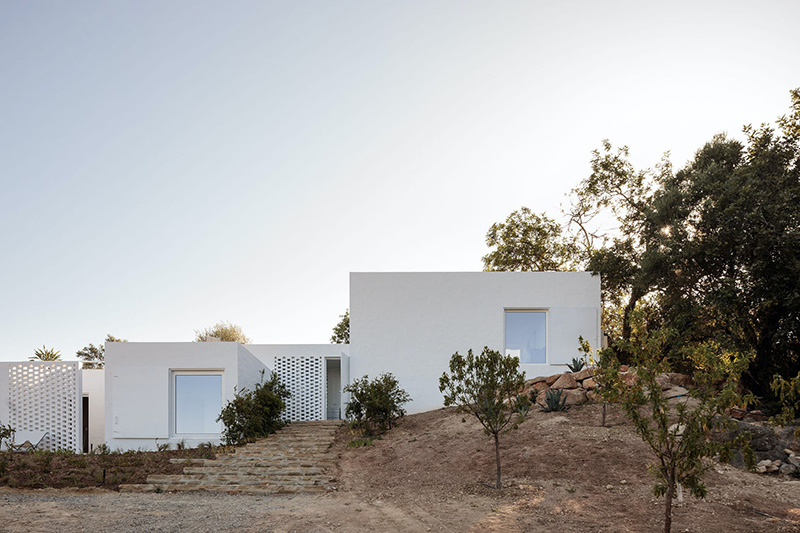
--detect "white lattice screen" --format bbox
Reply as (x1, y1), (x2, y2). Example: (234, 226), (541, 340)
(8, 362), (81, 452)
(274, 356), (324, 421)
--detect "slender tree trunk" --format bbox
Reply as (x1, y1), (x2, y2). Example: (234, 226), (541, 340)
(664, 473), (674, 533)
(494, 433), (501, 489)
(602, 401), (607, 427)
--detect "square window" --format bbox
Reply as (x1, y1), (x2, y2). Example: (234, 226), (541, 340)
(174, 373), (222, 434)
(505, 310), (546, 364)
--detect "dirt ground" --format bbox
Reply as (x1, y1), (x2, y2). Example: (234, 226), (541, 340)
(1, 404), (799, 532)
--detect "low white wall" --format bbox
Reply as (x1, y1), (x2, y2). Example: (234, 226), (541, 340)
(105, 342), (267, 451)
(81, 369), (105, 452)
(350, 272), (601, 414)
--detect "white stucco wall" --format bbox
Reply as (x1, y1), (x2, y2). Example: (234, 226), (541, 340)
(81, 369), (105, 452)
(105, 342), (267, 451)
(350, 272), (601, 414)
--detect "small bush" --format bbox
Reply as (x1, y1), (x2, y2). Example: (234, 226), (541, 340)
(344, 373), (411, 436)
(347, 437), (373, 448)
(0, 421), (15, 450)
(156, 442), (170, 452)
(217, 370), (291, 446)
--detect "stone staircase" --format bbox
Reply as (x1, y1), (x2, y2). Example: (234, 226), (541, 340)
(121, 420), (342, 494)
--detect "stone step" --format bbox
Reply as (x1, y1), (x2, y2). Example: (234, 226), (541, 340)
(122, 421), (341, 495)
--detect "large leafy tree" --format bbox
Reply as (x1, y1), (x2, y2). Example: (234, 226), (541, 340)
(194, 321), (251, 344)
(76, 334), (127, 369)
(330, 309), (350, 344)
(483, 207), (577, 271)
(644, 90), (800, 398)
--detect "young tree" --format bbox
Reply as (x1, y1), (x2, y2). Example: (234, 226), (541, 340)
(439, 347), (530, 489)
(331, 309), (350, 344)
(194, 321), (251, 343)
(76, 334), (127, 369)
(217, 371), (290, 446)
(483, 207), (578, 272)
(30, 345), (61, 361)
(596, 320), (755, 533)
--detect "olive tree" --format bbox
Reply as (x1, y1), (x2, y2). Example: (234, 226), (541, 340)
(439, 347), (530, 489)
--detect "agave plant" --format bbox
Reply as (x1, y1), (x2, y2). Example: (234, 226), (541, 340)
(566, 357), (585, 373)
(30, 345), (62, 361)
(541, 388), (568, 412)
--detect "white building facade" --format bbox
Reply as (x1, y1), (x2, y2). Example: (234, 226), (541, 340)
(1, 272), (601, 451)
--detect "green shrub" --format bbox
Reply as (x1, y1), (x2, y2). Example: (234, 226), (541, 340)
(347, 437), (373, 448)
(344, 373), (411, 436)
(217, 370), (291, 446)
(0, 421), (15, 450)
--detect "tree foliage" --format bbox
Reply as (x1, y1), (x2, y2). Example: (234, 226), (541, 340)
(194, 321), (251, 344)
(30, 345), (61, 361)
(216, 371), (290, 446)
(76, 334), (127, 369)
(439, 347), (530, 489)
(595, 318), (755, 533)
(344, 373), (411, 436)
(331, 309), (350, 344)
(483, 207), (577, 272)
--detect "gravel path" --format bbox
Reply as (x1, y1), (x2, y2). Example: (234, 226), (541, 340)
(0, 489), (331, 532)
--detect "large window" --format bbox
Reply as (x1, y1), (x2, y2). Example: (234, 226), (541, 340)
(174, 373), (223, 434)
(505, 310), (546, 364)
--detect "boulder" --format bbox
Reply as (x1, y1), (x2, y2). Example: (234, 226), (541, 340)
(780, 463), (797, 475)
(533, 381), (549, 393)
(545, 373), (563, 386)
(621, 372), (638, 387)
(572, 367), (595, 381)
(587, 390), (602, 403)
(666, 372), (693, 387)
(727, 407), (748, 420)
(744, 410), (769, 422)
(551, 373), (579, 390)
(563, 389), (588, 405)
(656, 374), (672, 391)
(582, 377), (598, 390)
(662, 386), (688, 399)
(529, 375), (548, 385)
(789, 456), (800, 467)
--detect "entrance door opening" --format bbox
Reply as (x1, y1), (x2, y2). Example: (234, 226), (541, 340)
(325, 358), (341, 420)
(82, 396), (89, 453)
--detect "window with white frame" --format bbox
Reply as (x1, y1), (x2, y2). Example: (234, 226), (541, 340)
(173, 372), (223, 434)
(505, 310), (547, 364)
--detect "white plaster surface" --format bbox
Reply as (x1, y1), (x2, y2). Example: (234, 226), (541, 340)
(105, 342), (267, 451)
(349, 272), (601, 414)
(81, 369), (105, 452)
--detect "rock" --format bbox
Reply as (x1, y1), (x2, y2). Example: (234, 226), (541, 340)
(572, 367), (594, 381)
(656, 374), (672, 391)
(545, 374), (563, 386)
(533, 381), (549, 393)
(666, 372), (693, 387)
(757, 459), (773, 467)
(789, 456), (800, 467)
(619, 365), (628, 372)
(727, 407), (748, 420)
(784, 448), (795, 456)
(756, 465), (767, 473)
(662, 386), (688, 399)
(621, 372), (637, 387)
(745, 410), (769, 422)
(551, 373), (579, 390)
(587, 390), (602, 403)
(530, 375), (548, 385)
(766, 464), (780, 473)
(780, 463), (797, 475)
(669, 423), (686, 437)
(563, 389), (588, 405)
(583, 377), (598, 390)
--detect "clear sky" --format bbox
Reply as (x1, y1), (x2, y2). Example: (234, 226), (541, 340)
(1, 0), (799, 362)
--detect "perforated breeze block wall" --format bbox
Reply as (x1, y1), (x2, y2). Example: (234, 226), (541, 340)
(8, 362), (81, 452)
(274, 356), (324, 421)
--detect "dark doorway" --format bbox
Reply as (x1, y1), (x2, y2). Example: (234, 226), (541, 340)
(82, 396), (89, 453)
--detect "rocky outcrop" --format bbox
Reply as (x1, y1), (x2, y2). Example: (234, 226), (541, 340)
(523, 367), (692, 408)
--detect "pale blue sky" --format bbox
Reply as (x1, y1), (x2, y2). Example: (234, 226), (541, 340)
(1, 1), (798, 361)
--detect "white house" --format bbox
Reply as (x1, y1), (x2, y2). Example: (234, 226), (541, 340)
(1, 271), (601, 451)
